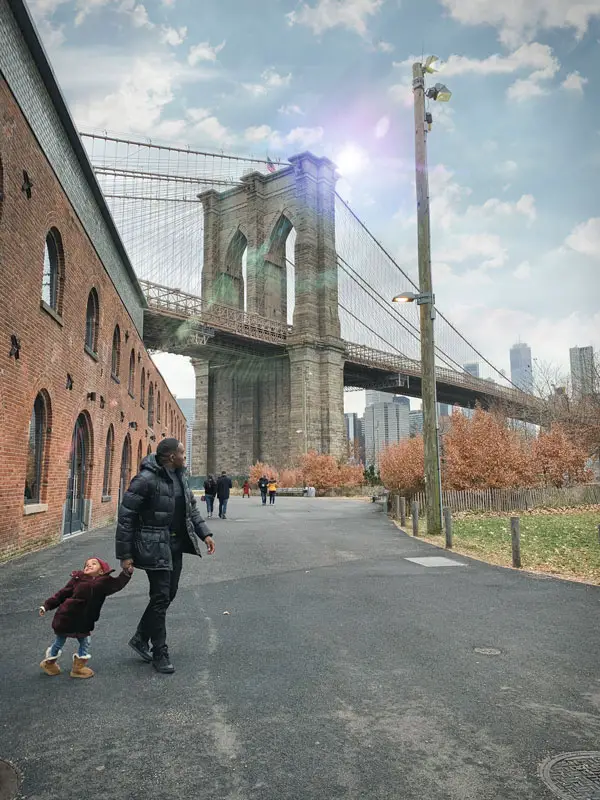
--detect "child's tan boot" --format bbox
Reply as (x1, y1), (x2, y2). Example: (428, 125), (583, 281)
(40, 648), (61, 676)
(70, 654), (94, 679)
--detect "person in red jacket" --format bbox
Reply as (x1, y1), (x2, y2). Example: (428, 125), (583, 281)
(39, 556), (132, 679)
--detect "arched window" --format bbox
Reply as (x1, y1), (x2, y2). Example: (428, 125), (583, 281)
(102, 425), (114, 497)
(147, 444), (152, 456)
(140, 369), (146, 408)
(119, 434), (132, 505)
(157, 390), (161, 423)
(24, 392), (50, 504)
(41, 228), (63, 313)
(148, 382), (155, 427)
(85, 289), (99, 354)
(265, 214), (294, 323)
(217, 228), (247, 309)
(128, 349), (135, 395)
(111, 325), (121, 379)
(137, 439), (143, 469)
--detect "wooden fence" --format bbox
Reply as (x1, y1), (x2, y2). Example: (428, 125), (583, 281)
(404, 484), (600, 515)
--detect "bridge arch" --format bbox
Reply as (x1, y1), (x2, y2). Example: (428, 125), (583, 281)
(214, 228), (247, 310)
(263, 213), (295, 324)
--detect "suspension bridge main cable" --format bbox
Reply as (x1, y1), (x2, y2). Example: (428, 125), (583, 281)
(335, 192), (521, 389)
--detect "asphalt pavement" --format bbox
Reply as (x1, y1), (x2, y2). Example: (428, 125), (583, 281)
(1, 496), (599, 800)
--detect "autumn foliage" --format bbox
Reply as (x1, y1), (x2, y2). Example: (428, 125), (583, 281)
(248, 462), (279, 485)
(532, 426), (593, 487)
(379, 437), (425, 494)
(379, 408), (592, 493)
(279, 468), (303, 488)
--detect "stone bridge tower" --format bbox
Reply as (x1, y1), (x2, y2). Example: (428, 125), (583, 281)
(191, 152), (345, 476)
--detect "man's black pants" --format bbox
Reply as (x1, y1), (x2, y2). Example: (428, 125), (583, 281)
(137, 549), (183, 653)
(260, 489), (267, 505)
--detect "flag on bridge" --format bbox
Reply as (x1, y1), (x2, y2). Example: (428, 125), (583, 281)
(266, 157), (276, 174)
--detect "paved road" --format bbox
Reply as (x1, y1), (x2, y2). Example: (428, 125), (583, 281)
(1, 497), (599, 799)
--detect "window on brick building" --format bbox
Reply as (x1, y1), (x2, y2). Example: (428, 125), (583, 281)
(24, 392), (49, 504)
(111, 325), (121, 379)
(148, 382), (155, 427)
(0, 157), (4, 223)
(137, 439), (143, 470)
(147, 444), (152, 456)
(42, 228), (63, 313)
(102, 425), (114, 497)
(85, 289), (99, 354)
(157, 390), (161, 423)
(140, 368), (146, 408)
(128, 349), (135, 395)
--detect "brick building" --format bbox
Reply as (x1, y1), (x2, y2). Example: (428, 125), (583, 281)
(0, 0), (185, 560)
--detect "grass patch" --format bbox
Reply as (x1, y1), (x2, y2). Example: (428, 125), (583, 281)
(411, 509), (600, 584)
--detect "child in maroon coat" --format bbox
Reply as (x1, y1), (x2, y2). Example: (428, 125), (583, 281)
(39, 556), (132, 679)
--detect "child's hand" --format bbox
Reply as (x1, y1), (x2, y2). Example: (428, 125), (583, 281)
(38, 606), (46, 617)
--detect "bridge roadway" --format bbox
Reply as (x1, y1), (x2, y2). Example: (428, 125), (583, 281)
(140, 280), (541, 424)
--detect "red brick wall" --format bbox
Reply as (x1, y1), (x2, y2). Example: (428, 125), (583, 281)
(0, 77), (186, 560)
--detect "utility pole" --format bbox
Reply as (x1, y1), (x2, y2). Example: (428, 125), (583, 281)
(412, 61), (443, 535)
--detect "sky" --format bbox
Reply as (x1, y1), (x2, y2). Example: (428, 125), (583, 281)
(26, 0), (600, 413)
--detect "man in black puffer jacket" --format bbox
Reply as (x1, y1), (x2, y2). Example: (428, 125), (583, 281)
(115, 438), (215, 674)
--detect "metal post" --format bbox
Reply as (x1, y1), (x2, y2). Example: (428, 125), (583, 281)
(393, 494), (401, 519)
(412, 501), (419, 537)
(400, 496), (406, 527)
(443, 507), (452, 550)
(510, 517), (521, 568)
(413, 61), (442, 535)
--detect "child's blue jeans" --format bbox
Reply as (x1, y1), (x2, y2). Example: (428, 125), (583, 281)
(50, 635), (90, 658)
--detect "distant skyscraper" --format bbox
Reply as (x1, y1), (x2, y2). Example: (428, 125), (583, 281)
(364, 399), (410, 466)
(463, 362), (480, 379)
(365, 390), (391, 406)
(409, 410), (423, 437)
(570, 346), (595, 397)
(344, 413), (365, 462)
(510, 343), (533, 393)
(176, 398), (195, 471)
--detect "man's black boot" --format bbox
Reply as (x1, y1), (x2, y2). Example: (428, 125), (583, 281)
(129, 632), (152, 663)
(153, 646), (175, 674)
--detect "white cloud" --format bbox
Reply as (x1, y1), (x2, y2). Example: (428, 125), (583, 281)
(506, 77), (549, 101)
(242, 69), (292, 97)
(71, 0), (155, 27)
(439, 0), (600, 46)
(388, 79), (413, 108)
(244, 124), (323, 151)
(466, 194), (537, 225)
(438, 233), (508, 269)
(565, 218), (600, 259)
(429, 164), (472, 230)
(441, 43), (559, 77)
(188, 40), (225, 65)
(128, 2), (153, 28)
(375, 40), (393, 52)
(72, 56), (177, 133)
(561, 71), (588, 92)
(374, 116), (390, 138)
(287, 0), (384, 37)
(194, 115), (230, 144)
(160, 25), (187, 46)
(513, 261), (532, 280)
(262, 68), (292, 88)
(279, 104), (305, 115)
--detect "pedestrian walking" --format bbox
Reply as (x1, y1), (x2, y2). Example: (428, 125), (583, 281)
(268, 477), (278, 505)
(258, 475), (268, 505)
(38, 556), (132, 679)
(242, 480), (250, 499)
(115, 438), (215, 674)
(203, 473), (217, 518)
(217, 470), (233, 519)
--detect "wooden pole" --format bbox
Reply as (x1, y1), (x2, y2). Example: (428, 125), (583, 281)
(393, 494), (400, 519)
(412, 501), (419, 537)
(511, 517), (521, 568)
(444, 507), (452, 550)
(413, 61), (442, 536)
(400, 496), (406, 527)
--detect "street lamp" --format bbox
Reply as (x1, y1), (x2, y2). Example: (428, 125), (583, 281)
(399, 57), (452, 535)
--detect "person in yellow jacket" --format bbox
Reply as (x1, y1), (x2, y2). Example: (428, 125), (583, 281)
(267, 478), (277, 505)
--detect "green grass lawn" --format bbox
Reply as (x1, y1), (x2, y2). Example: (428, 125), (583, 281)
(413, 510), (600, 584)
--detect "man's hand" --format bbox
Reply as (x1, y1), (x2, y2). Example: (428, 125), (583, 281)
(121, 558), (134, 574)
(204, 536), (215, 555)
(39, 606), (46, 617)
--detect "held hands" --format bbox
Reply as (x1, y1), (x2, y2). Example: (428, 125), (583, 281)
(204, 536), (215, 555)
(121, 559), (134, 575)
(39, 606), (46, 617)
